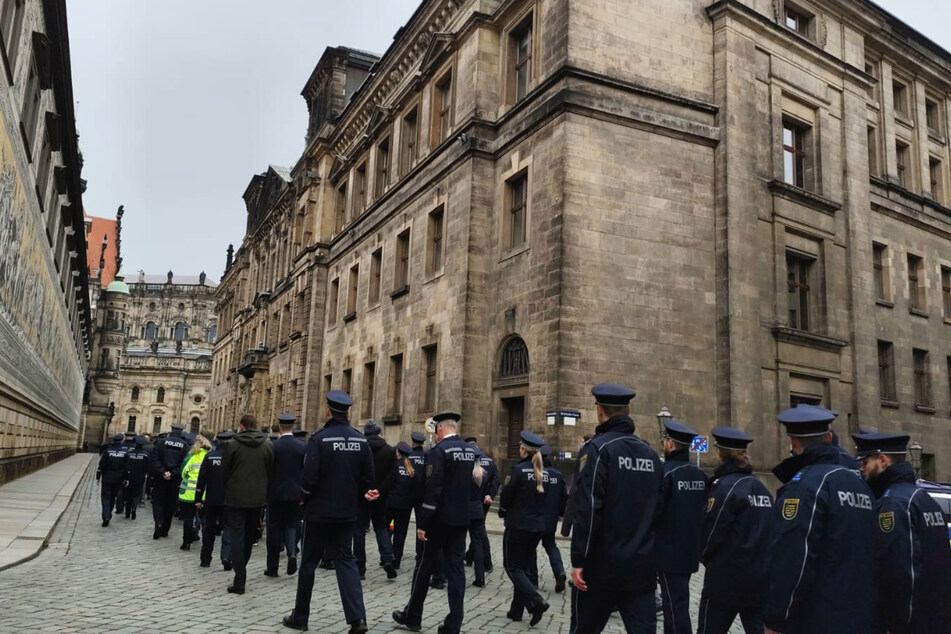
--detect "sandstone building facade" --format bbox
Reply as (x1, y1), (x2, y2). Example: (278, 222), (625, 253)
(0, 0), (91, 484)
(212, 0), (951, 480)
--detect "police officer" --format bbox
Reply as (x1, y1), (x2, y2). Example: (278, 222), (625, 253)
(96, 434), (129, 527)
(387, 441), (419, 570)
(697, 428), (773, 634)
(540, 444), (567, 592)
(115, 430), (137, 515)
(266, 413), (307, 577)
(853, 431), (951, 634)
(465, 436), (499, 579)
(393, 412), (479, 634)
(653, 419), (707, 634)
(354, 419), (397, 580)
(570, 383), (664, 634)
(764, 405), (874, 634)
(498, 431), (550, 625)
(196, 430), (233, 569)
(123, 436), (150, 520)
(148, 423), (189, 539)
(283, 391), (375, 634)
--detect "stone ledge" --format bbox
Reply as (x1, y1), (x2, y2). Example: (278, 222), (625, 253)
(771, 325), (849, 353)
(767, 180), (842, 215)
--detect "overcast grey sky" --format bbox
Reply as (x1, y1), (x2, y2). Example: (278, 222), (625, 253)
(66, 1), (950, 280)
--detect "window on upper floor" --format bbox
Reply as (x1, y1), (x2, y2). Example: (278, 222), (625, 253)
(505, 172), (529, 250)
(334, 180), (347, 234)
(35, 128), (50, 210)
(864, 62), (878, 101)
(907, 253), (925, 312)
(509, 13), (533, 104)
(363, 361), (375, 419)
(328, 277), (339, 324)
(369, 248), (382, 304)
(400, 106), (418, 175)
(431, 70), (453, 146)
(426, 205), (444, 277)
(873, 243), (889, 302)
(878, 340), (896, 402)
(913, 348), (932, 408)
(782, 117), (811, 190)
(127, 415), (137, 433)
(20, 57), (40, 157)
(0, 1), (24, 80)
(929, 157), (943, 205)
(394, 229), (410, 291)
(144, 321), (158, 340)
(784, 4), (813, 37)
(896, 141), (910, 189)
(941, 265), (951, 319)
(867, 126), (879, 178)
(354, 161), (367, 214)
(926, 98), (942, 135)
(422, 344), (438, 412)
(892, 80), (909, 118)
(174, 322), (187, 342)
(342, 368), (352, 396)
(131, 386), (139, 402)
(388, 353), (403, 414)
(375, 135), (390, 199)
(346, 263), (359, 317)
(207, 325), (217, 343)
(157, 387), (165, 403)
(786, 251), (814, 331)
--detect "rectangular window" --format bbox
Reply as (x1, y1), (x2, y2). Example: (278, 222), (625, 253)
(511, 14), (533, 103)
(35, 129), (50, 209)
(152, 416), (162, 436)
(783, 118), (809, 189)
(369, 248), (382, 304)
(334, 180), (347, 234)
(432, 71), (452, 145)
(864, 62), (877, 101)
(20, 59), (40, 155)
(328, 277), (339, 324)
(346, 263), (359, 317)
(323, 373), (332, 400)
(395, 229), (410, 290)
(926, 98), (942, 134)
(375, 135), (390, 198)
(342, 368), (352, 397)
(0, 0), (24, 75)
(127, 415), (137, 433)
(354, 162), (367, 214)
(893, 80), (908, 117)
(427, 205), (444, 276)
(507, 173), (528, 249)
(873, 243), (888, 301)
(913, 348), (932, 408)
(363, 361), (375, 419)
(907, 254), (923, 311)
(400, 106), (418, 175)
(867, 126), (878, 177)
(878, 340), (896, 401)
(787, 252), (813, 331)
(896, 141), (909, 188)
(942, 266), (951, 318)
(929, 158), (943, 204)
(388, 353), (403, 413)
(422, 344), (438, 412)
(784, 6), (812, 35)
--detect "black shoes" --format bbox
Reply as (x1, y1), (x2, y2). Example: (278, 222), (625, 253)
(264, 569), (279, 578)
(348, 619), (368, 634)
(384, 562), (398, 579)
(472, 579), (485, 587)
(153, 527), (161, 540)
(429, 577), (446, 589)
(506, 609), (523, 622)
(226, 584), (245, 595)
(131, 511), (136, 520)
(392, 610), (422, 631)
(282, 614), (308, 631)
(437, 626), (459, 634)
(530, 602), (550, 626)
(199, 561), (210, 568)
(180, 542), (191, 551)
(101, 519), (109, 527)
(222, 559), (233, 571)
(287, 557), (298, 575)
(318, 559), (335, 570)
(555, 572), (567, 593)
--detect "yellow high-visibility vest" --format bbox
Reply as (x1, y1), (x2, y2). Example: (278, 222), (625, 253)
(178, 449), (207, 503)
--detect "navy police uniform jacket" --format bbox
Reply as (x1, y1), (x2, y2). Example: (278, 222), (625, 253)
(765, 445), (875, 634)
(300, 416), (374, 523)
(498, 458), (547, 532)
(418, 434), (478, 531)
(97, 443), (129, 485)
(125, 444), (151, 486)
(867, 462), (951, 634)
(149, 431), (189, 480)
(388, 454), (418, 510)
(267, 434), (306, 502)
(653, 449), (707, 574)
(542, 465), (567, 534)
(570, 415), (664, 591)
(409, 446), (427, 513)
(469, 452), (499, 520)
(195, 446), (227, 506)
(700, 462), (773, 606)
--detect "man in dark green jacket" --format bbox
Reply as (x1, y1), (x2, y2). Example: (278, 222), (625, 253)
(222, 413), (274, 594)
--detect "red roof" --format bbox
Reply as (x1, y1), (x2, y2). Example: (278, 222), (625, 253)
(85, 213), (118, 288)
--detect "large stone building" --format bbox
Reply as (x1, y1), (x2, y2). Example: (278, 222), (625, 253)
(212, 0), (951, 480)
(84, 271), (218, 449)
(0, 0), (91, 484)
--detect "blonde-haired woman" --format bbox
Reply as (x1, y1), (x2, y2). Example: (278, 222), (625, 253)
(498, 431), (550, 626)
(697, 427), (773, 634)
(179, 435), (212, 551)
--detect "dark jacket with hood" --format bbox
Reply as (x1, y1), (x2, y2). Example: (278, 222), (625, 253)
(367, 434), (397, 496)
(222, 429), (273, 508)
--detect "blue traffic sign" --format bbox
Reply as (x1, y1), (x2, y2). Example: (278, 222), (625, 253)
(690, 436), (709, 453)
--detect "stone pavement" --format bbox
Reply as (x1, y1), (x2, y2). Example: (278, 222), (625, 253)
(0, 460), (744, 633)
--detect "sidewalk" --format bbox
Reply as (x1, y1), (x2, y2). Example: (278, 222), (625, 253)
(0, 453), (93, 570)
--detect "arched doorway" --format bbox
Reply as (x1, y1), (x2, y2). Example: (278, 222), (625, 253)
(494, 336), (529, 460)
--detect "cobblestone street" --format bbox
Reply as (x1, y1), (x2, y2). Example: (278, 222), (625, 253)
(0, 462), (742, 633)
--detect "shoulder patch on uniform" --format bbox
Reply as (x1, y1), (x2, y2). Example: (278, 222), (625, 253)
(579, 454), (588, 473)
(782, 498), (800, 520)
(503, 475), (511, 487)
(426, 464), (433, 478)
(707, 497), (715, 512)
(879, 511), (895, 533)
(792, 471), (802, 482)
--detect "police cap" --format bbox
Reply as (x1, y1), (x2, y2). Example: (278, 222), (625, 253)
(396, 441), (413, 456)
(433, 412), (461, 424)
(123, 430), (136, 437)
(216, 430), (235, 441)
(852, 431), (909, 459)
(519, 431), (545, 449)
(464, 436), (478, 443)
(663, 419), (698, 445)
(170, 423), (185, 431)
(292, 429), (307, 439)
(364, 420), (382, 436)
(326, 390), (353, 413)
(268, 433), (279, 441)
(112, 433), (124, 442)
(776, 404), (836, 437)
(277, 413), (297, 425)
(591, 383), (636, 407)
(711, 426), (754, 450)
(540, 444), (552, 457)
(411, 431), (426, 444)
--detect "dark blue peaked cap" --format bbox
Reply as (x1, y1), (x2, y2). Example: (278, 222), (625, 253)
(591, 383), (636, 406)
(852, 431), (909, 459)
(540, 444), (552, 457)
(663, 419), (698, 444)
(433, 412), (462, 423)
(292, 429), (307, 438)
(216, 430), (235, 440)
(411, 431), (426, 444)
(711, 426), (754, 450)
(327, 390), (353, 411)
(396, 441), (413, 456)
(277, 413), (297, 424)
(520, 431), (545, 449)
(776, 404), (836, 437)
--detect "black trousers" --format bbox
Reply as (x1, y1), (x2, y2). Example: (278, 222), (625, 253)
(387, 506), (412, 566)
(404, 523), (468, 631)
(100, 481), (121, 521)
(468, 518), (487, 583)
(266, 500), (301, 571)
(353, 498), (394, 573)
(696, 593), (764, 634)
(292, 520), (365, 626)
(570, 582), (656, 634)
(660, 572), (692, 634)
(228, 507), (261, 586)
(180, 502), (198, 544)
(151, 477), (180, 534)
(465, 503), (494, 568)
(200, 504), (231, 564)
(124, 482), (144, 516)
(541, 531), (565, 576)
(503, 529), (546, 614)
